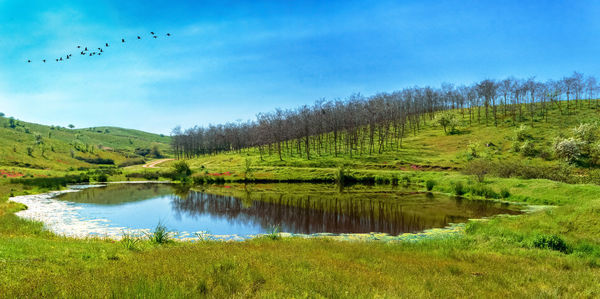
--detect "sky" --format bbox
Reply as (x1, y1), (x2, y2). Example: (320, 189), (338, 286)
(0, 0), (599, 134)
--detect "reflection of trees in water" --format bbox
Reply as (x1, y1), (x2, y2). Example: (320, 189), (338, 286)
(58, 183), (173, 205)
(169, 191), (516, 235)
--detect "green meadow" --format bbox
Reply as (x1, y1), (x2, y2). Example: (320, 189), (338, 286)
(2, 104), (600, 297)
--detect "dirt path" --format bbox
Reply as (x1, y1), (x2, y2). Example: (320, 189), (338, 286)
(142, 159), (174, 168)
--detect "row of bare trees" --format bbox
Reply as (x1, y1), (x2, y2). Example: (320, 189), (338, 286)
(171, 72), (598, 160)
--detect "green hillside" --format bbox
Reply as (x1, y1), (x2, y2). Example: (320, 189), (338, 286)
(0, 115), (171, 171)
(160, 102), (600, 185)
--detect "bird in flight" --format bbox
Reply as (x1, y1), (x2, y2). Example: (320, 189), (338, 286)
(26, 31), (173, 63)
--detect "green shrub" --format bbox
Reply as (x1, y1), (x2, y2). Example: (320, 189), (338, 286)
(470, 184), (500, 199)
(425, 179), (436, 191)
(121, 231), (142, 250)
(520, 140), (537, 157)
(147, 222), (173, 245)
(515, 125), (533, 141)
(500, 188), (510, 198)
(452, 181), (466, 196)
(463, 159), (491, 182)
(532, 234), (570, 254)
(96, 173), (108, 182)
(172, 160), (193, 181)
(118, 158), (146, 168)
(374, 176), (389, 184)
(265, 225), (281, 240)
(75, 156), (115, 165)
(401, 175), (411, 186)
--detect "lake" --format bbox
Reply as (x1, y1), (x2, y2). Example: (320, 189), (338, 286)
(52, 183), (521, 237)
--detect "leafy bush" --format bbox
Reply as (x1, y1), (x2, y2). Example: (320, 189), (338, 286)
(118, 158), (146, 168)
(75, 156), (115, 165)
(121, 231), (142, 250)
(532, 234), (570, 254)
(466, 141), (481, 160)
(96, 173), (108, 182)
(463, 159), (491, 182)
(572, 122), (598, 144)
(11, 173), (90, 189)
(470, 184), (500, 199)
(375, 176), (390, 184)
(147, 222), (173, 245)
(172, 160), (193, 181)
(500, 188), (511, 198)
(553, 137), (581, 164)
(452, 181), (466, 196)
(125, 171), (160, 180)
(434, 111), (460, 134)
(520, 140), (537, 157)
(425, 179), (436, 191)
(515, 125), (533, 141)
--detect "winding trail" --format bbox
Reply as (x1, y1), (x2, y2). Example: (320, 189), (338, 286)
(142, 158), (174, 168)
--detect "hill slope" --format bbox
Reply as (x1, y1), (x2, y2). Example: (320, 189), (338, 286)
(168, 102), (600, 182)
(0, 116), (171, 170)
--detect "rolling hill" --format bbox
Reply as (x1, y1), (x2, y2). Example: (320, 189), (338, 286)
(0, 115), (171, 170)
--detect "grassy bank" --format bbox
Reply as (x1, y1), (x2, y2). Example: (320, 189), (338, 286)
(1, 171), (600, 297)
(2, 105), (600, 296)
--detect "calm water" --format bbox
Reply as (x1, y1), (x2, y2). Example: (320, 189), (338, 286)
(56, 183), (521, 236)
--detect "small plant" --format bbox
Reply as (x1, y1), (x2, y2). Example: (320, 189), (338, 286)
(452, 181), (466, 196)
(532, 234), (570, 254)
(195, 231), (212, 242)
(265, 224), (281, 240)
(464, 159), (490, 183)
(120, 231), (142, 251)
(466, 141), (481, 160)
(336, 166), (350, 185)
(374, 176), (389, 184)
(515, 124), (533, 141)
(172, 160), (193, 182)
(553, 137), (581, 164)
(401, 175), (411, 186)
(500, 188), (511, 198)
(520, 140), (537, 157)
(96, 173), (108, 182)
(147, 222), (173, 245)
(243, 157), (254, 180)
(425, 179), (436, 191)
(470, 184), (500, 199)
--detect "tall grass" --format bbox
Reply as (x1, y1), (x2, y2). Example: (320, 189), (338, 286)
(121, 231), (142, 250)
(147, 222), (173, 245)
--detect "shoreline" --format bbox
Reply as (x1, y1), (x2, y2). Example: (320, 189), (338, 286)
(8, 182), (537, 242)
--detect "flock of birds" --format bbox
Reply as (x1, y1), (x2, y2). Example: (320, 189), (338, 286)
(26, 32), (171, 63)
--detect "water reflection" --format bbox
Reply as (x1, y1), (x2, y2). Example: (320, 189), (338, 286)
(58, 183), (520, 236)
(170, 185), (520, 235)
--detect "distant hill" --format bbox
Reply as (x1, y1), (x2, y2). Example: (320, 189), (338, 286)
(0, 116), (171, 170)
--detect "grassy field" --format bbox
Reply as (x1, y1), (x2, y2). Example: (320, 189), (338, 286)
(0, 115), (171, 171)
(1, 105), (600, 297)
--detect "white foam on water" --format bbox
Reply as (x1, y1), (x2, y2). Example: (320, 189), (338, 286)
(10, 189), (150, 240)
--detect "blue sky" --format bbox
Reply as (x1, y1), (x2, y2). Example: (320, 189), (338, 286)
(0, 0), (599, 134)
